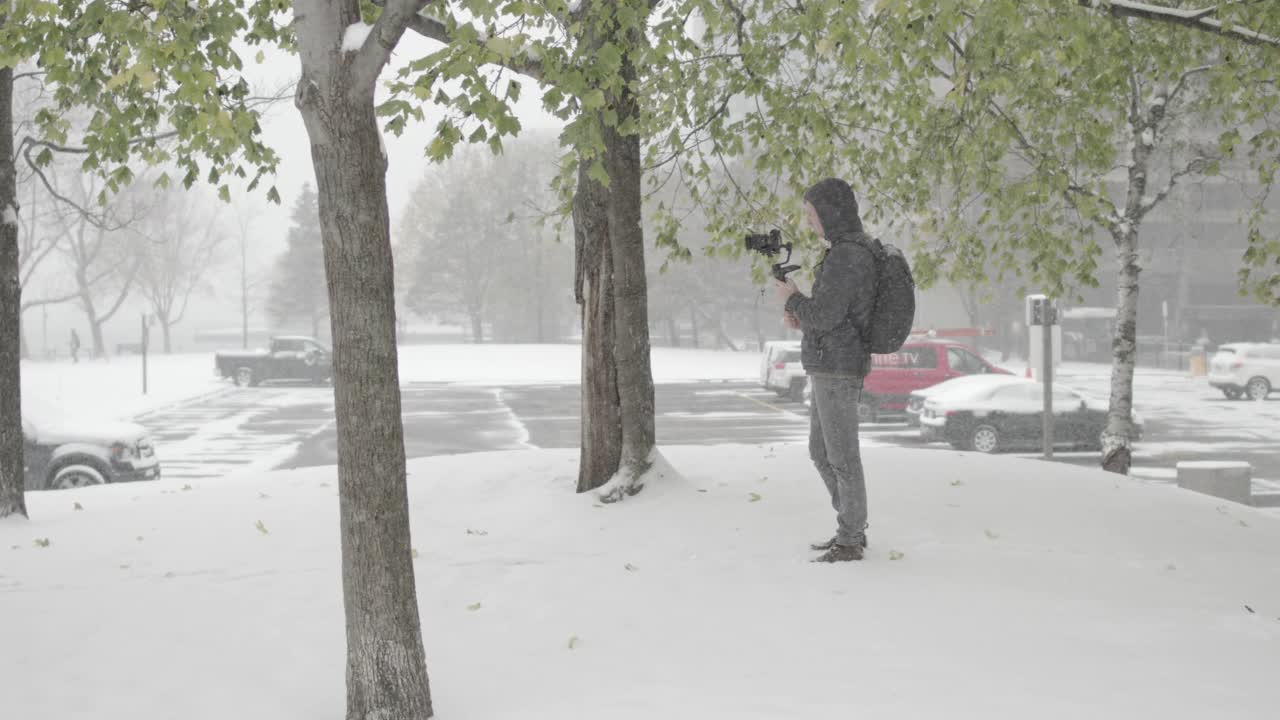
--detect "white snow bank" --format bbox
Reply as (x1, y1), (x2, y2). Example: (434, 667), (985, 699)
(21, 354), (224, 425)
(397, 344), (758, 385)
(4, 445), (1277, 719)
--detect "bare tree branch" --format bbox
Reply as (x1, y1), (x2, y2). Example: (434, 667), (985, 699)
(1078, 0), (1280, 48)
(404, 12), (547, 81)
(1138, 155), (1210, 218)
(20, 291), (80, 311)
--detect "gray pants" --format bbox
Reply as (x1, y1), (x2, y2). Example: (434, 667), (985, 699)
(808, 375), (868, 546)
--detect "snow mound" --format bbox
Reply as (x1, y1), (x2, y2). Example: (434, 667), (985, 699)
(3, 445), (1278, 719)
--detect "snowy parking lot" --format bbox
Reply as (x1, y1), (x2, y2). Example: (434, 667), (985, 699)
(24, 347), (1278, 503)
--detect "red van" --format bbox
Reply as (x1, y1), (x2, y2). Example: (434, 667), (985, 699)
(860, 341), (1012, 421)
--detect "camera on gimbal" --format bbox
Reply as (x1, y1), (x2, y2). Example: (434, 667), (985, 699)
(744, 229), (801, 282)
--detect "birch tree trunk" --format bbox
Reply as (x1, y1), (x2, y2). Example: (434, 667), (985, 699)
(293, 1), (432, 717)
(1102, 228), (1141, 474)
(1102, 81), (1156, 476)
(0, 62), (27, 519)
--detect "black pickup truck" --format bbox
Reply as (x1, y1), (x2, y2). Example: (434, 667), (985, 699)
(215, 336), (332, 387)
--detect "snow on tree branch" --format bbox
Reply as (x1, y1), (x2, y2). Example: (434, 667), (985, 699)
(1080, 1), (1280, 48)
(350, 0), (433, 92)
(342, 22), (373, 53)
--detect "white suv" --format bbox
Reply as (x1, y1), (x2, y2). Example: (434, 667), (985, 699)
(760, 341), (806, 401)
(1209, 343), (1280, 401)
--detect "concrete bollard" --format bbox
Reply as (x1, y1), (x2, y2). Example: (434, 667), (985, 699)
(1176, 461), (1252, 505)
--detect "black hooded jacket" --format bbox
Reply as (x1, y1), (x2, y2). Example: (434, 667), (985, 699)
(784, 178), (878, 377)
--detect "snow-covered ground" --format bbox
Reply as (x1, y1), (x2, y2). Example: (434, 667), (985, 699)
(20, 344), (760, 423)
(3, 444), (1277, 719)
(396, 343), (760, 385)
(21, 353), (224, 423)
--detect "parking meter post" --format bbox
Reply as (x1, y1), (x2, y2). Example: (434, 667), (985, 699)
(1042, 301), (1054, 459)
(141, 313), (149, 396)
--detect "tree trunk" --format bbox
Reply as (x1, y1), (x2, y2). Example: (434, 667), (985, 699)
(294, 3), (432, 717)
(573, 159), (622, 493)
(78, 291), (106, 359)
(470, 312), (484, 344)
(667, 316), (679, 347)
(0, 63), (27, 519)
(1102, 229), (1141, 474)
(688, 305), (700, 348)
(161, 319), (173, 354)
(599, 50), (657, 499)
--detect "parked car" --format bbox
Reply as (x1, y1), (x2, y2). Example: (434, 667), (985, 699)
(1208, 342), (1280, 401)
(919, 378), (1140, 453)
(761, 341), (806, 401)
(216, 336), (332, 387)
(21, 412), (160, 491)
(905, 373), (1025, 427)
(860, 340), (1012, 422)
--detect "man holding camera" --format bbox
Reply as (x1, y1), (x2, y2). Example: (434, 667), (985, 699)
(776, 178), (878, 563)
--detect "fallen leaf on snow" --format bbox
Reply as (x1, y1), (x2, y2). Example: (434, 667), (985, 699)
(73, 502), (83, 511)
(889, 550), (905, 561)
(33, 538), (50, 548)
(984, 529), (1000, 540)
(624, 563), (639, 572)
(950, 479), (963, 487)
(181, 484), (193, 491)
(1245, 605), (1255, 614)
(411, 548), (420, 559)
(467, 602), (482, 611)
(748, 493), (763, 503)
(567, 635), (580, 650)
(465, 528), (489, 536)
(255, 520), (269, 535)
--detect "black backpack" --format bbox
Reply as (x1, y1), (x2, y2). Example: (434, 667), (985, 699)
(864, 239), (916, 354)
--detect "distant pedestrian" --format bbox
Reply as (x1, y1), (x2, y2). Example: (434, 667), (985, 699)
(70, 329), (81, 364)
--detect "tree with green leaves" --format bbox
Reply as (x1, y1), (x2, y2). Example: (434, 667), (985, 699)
(654, 1), (1279, 476)
(1077, 0), (1280, 49)
(268, 183), (329, 339)
(378, 0), (671, 497)
(867, 1), (1279, 474)
(1, 1), (281, 520)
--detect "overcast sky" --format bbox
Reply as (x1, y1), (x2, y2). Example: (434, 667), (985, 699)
(246, 33), (565, 257)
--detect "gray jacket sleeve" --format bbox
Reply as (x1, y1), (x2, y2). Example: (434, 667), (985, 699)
(785, 243), (877, 333)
